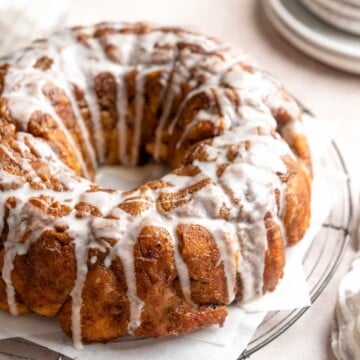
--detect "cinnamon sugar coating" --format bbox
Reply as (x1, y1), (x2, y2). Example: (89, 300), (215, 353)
(0, 22), (311, 345)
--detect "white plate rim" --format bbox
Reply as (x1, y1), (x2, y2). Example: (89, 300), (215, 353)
(299, 0), (360, 35)
(312, 0), (360, 19)
(262, 0), (360, 74)
(264, 0), (360, 58)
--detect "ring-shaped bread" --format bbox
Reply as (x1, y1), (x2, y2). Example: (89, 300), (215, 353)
(0, 23), (311, 346)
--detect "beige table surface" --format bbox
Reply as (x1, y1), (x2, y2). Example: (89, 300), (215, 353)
(1, 0), (360, 359)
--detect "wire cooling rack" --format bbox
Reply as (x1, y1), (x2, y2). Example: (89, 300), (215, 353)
(0, 140), (352, 360)
(239, 140), (353, 359)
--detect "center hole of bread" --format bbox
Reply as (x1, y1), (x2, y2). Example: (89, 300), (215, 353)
(95, 163), (170, 191)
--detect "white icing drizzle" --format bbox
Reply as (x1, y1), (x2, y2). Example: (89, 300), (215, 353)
(3, 69), (91, 178)
(85, 82), (105, 164)
(132, 68), (145, 166)
(62, 86), (97, 172)
(94, 213), (146, 334)
(332, 255), (360, 359)
(0, 23), (309, 348)
(162, 219), (195, 306)
(43, 41), (97, 172)
(59, 36), (106, 165)
(186, 218), (239, 303)
(211, 225), (239, 302)
(153, 43), (236, 159)
(0, 144), (40, 183)
(154, 91), (174, 160)
(68, 220), (91, 350)
(132, 63), (172, 165)
(2, 205), (21, 315)
(175, 128), (289, 301)
(116, 73), (129, 165)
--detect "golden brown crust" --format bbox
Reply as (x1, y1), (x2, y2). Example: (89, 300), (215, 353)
(94, 72), (120, 164)
(58, 264), (131, 342)
(177, 224), (228, 305)
(12, 233), (76, 316)
(27, 110), (84, 176)
(282, 157), (312, 245)
(262, 214), (285, 293)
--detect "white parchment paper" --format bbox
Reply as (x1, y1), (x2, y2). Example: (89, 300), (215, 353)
(0, 117), (342, 359)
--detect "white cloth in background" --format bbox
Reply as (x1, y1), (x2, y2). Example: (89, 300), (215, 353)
(332, 213), (360, 359)
(331, 125), (360, 360)
(0, 0), (71, 57)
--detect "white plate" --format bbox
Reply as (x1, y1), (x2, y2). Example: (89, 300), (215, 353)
(299, 0), (360, 35)
(262, 0), (360, 74)
(311, 0), (360, 19)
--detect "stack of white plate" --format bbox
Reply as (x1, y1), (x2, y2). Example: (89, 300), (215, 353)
(300, 0), (360, 35)
(262, 0), (360, 74)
